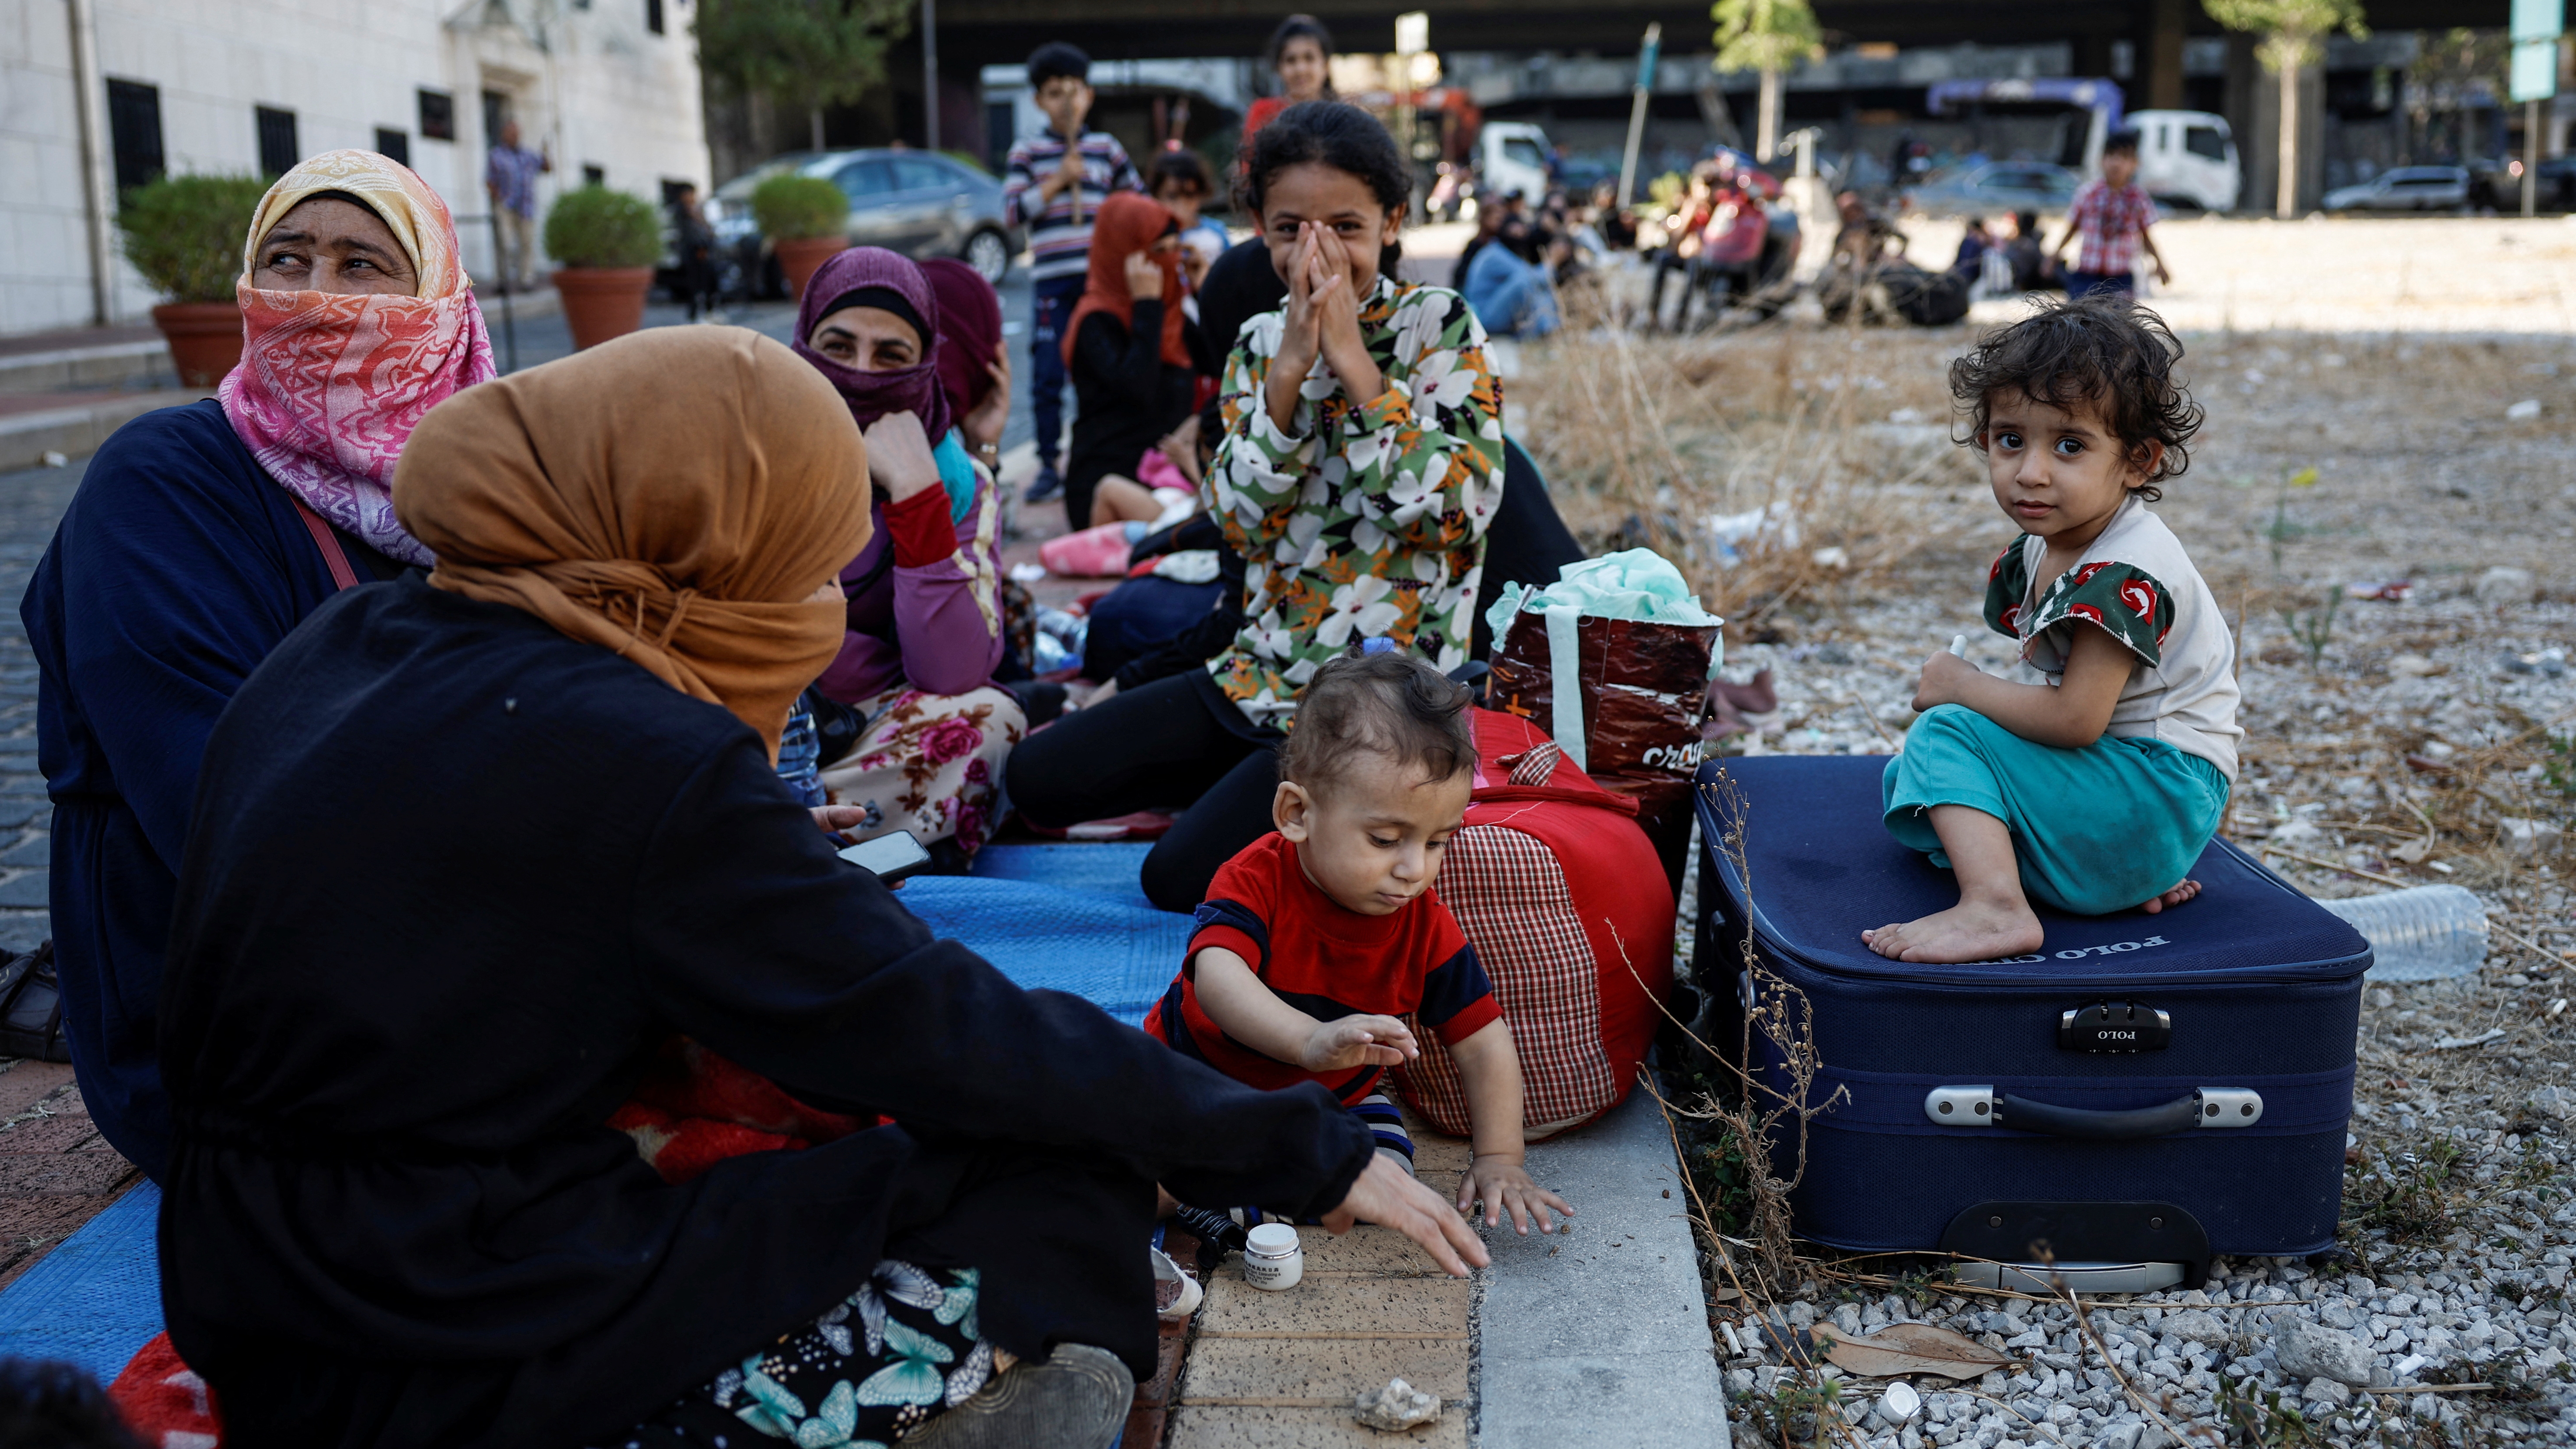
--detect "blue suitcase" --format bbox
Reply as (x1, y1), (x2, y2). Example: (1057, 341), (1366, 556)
(1690, 755), (2369, 1290)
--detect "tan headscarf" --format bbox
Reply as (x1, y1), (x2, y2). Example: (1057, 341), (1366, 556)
(393, 328), (872, 759)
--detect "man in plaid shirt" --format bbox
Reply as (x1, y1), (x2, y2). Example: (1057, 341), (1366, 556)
(1002, 42), (1142, 506)
(2050, 130), (2170, 301)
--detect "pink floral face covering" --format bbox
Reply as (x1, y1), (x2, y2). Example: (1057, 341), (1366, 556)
(218, 150), (496, 566)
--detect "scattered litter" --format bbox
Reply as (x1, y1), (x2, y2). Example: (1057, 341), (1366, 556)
(2433, 1028), (2505, 1050)
(2505, 399), (2542, 420)
(1006, 562), (1047, 584)
(2315, 885), (2487, 982)
(1353, 1377), (1441, 1431)
(39, 451), (67, 469)
(2347, 580), (2415, 602)
(1811, 545), (1849, 569)
(1876, 1380), (1923, 1424)
(1814, 1321), (2009, 1380)
(1703, 501), (1801, 562)
(2383, 651), (2442, 676)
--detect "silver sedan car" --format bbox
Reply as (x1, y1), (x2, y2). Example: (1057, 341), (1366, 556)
(1903, 162), (2082, 218)
(707, 149), (1020, 296)
(2320, 166), (2471, 214)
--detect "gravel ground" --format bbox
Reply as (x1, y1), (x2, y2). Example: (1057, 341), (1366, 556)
(1519, 229), (2576, 1447)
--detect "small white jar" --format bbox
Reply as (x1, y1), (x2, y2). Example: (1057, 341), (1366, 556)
(1241, 1222), (1303, 1291)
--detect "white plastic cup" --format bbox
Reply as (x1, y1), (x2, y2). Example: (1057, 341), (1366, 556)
(1241, 1222), (1303, 1291)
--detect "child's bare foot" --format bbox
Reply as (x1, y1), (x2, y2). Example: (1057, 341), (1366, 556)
(1863, 900), (2044, 963)
(2138, 879), (2201, 914)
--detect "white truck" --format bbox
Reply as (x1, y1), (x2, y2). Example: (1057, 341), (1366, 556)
(2126, 109), (2241, 213)
(1477, 121), (1556, 204)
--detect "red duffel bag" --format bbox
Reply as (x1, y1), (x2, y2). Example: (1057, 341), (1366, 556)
(1397, 707), (1676, 1140)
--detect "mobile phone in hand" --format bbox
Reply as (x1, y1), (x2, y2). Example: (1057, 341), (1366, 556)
(838, 830), (932, 883)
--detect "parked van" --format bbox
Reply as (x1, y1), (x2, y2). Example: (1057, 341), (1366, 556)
(1478, 121), (1555, 204)
(2126, 110), (2240, 212)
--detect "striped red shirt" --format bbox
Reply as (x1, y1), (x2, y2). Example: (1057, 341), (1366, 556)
(1144, 834), (1501, 1103)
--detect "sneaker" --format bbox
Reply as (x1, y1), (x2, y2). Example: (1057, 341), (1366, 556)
(1171, 1204), (1247, 1276)
(1023, 463), (1063, 504)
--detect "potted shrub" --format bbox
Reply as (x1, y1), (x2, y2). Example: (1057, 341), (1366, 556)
(544, 186), (665, 349)
(751, 174), (850, 300)
(116, 173), (268, 387)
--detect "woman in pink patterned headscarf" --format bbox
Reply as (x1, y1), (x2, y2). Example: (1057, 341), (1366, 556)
(21, 148), (495, 1189)
(219, 150), (496, 565)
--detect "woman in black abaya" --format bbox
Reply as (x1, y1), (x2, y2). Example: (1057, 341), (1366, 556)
(153, 327), (1482, 1449)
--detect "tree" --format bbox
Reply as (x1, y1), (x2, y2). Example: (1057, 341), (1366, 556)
(696, 0), (915, 153)
(1711, 0), (1825, 163)
(2204, 0), (2367, 218)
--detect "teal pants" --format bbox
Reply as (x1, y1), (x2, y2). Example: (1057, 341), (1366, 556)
(1881, 704), (2228, 916)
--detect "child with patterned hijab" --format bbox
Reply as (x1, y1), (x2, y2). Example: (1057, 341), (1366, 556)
(1005, 102), (1504, 913)
(1866, 298), (2240, 965)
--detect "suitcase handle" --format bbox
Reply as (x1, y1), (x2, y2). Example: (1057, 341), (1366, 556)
(1924, 1086), (2265, 1136)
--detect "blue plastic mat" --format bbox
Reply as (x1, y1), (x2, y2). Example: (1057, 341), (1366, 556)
(0, 842), (1179, 1384)
(901, 872), (1187, 1027)
(968, 842), (1159, 913)
(0, 1180), (161, 1381)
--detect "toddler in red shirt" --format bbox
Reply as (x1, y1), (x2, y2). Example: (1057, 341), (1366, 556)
(1146, 651), (1572, 1236)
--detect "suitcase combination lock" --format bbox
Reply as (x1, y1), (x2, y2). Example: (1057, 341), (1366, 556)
(2059, 1000), (2172, 1052)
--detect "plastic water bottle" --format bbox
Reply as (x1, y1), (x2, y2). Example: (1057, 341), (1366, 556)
(2314, 885), (2490, 982)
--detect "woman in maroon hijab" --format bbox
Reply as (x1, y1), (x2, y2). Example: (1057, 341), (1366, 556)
(786, 247), (1021, 864)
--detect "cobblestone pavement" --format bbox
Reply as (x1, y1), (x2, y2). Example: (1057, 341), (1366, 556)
(0, 454), (86, 955)
(0, 453), (131, 1292)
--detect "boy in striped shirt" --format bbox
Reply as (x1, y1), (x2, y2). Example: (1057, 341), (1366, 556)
(1003, 42), (1142, 507)
(1145, 653), (1572, 1238)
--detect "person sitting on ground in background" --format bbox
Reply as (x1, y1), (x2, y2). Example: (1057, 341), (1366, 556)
(786, 246), (1022, 863)
(1590, 179), (1639, 251)
(2050, 130), (2169, 301)
(153, 327), (1488, 1449)
(21, 149), (494, 1183)
(1462, 222), (1564, 337)
(1064, 191), (1217, 529)
(1146, 652), (1573, 1241)
(1240, 14), (1334, 148)
(1866, 298), (2237, 965)
(1951, 213), (1993, 276)
(2000, 211), (2055, 291)
(1002, 41), (1142, 510)
(1152, 148), (1229, 284)
(1008, 101), (1505, 914)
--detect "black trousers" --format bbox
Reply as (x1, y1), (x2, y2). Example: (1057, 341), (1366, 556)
(1003, 673), (1279, 913)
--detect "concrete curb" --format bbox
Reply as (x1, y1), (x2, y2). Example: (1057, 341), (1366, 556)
(1475, 1087), (1732, 1448)
(0, 341), (172, 395)
(0, 392), (207, 472)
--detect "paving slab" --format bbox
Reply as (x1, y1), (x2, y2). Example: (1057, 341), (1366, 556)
(1168, 1405), (1471, 1448)
(1475, 1087), (1730, 1449)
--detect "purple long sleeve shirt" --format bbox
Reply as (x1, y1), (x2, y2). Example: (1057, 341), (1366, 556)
(816, 469), (1006, 704)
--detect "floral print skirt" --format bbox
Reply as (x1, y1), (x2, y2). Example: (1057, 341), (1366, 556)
(816, 685), (1025, 858)
(601, 1260), (992, 1448)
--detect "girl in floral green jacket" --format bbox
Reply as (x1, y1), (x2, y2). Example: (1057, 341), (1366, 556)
(1008, 101), (1505, 912)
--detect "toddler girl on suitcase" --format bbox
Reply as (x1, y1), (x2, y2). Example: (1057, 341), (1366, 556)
(1866, 298), (2241, 964)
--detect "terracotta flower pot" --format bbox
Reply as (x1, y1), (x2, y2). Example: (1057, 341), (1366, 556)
(551, 267), (656, 351)
(150, 302), (244, 388)
(774, 235), (850, 302)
